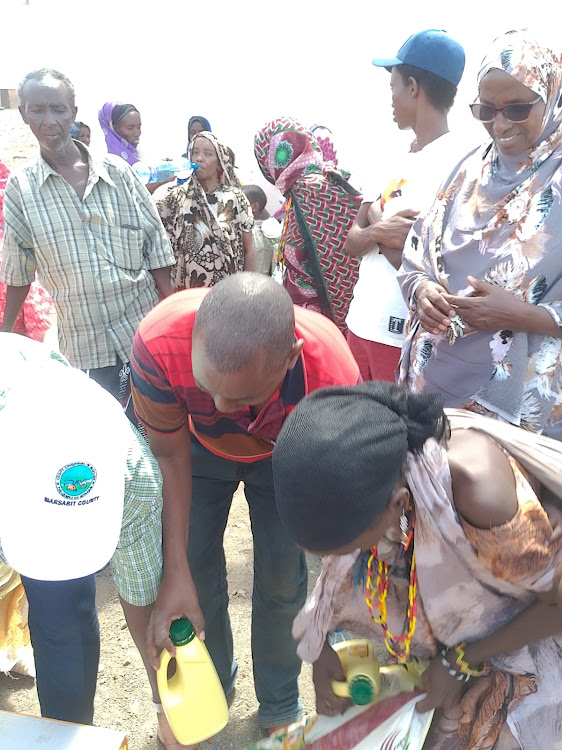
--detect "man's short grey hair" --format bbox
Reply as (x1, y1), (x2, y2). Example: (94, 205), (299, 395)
(193, 273), (296, 373)
(18, 68), (76, 108)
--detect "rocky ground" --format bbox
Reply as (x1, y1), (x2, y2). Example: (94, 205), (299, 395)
(0, 107), (320, 749)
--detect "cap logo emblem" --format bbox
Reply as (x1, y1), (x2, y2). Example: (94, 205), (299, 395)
(56, 463), (97, 499)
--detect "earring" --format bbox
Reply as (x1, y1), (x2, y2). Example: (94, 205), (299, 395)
(399, 509), (409, 547)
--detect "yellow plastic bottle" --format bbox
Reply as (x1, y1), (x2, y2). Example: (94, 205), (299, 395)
(157, 618), (229, 745)
(331, 639), (381, 705)
(331, 639), (427, 706)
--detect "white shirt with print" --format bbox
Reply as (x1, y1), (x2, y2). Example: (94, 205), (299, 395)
(346, 133), (468, 346)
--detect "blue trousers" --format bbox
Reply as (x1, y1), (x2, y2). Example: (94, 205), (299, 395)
(189, 437), (307, 728)
(20, 574), (99, 725)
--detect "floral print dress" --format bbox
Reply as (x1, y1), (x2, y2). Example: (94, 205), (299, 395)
(398, 31), (562, 440)
(156, 132), (253, 290)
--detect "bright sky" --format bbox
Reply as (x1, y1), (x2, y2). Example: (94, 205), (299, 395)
(2, 0), (555, 204)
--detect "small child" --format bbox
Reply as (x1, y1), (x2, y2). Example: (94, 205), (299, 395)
(242, 184), (281, 275)
(70, 121), (91, 146)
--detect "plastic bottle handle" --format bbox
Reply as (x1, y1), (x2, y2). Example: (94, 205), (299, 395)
(157, 648), (173, 698)
(330, 679), (350, 698)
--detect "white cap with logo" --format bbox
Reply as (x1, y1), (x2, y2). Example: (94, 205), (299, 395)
(0, 341), (129, 581)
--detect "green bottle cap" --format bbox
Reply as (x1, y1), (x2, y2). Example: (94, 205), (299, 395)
(349, 675), (375, 706)
(169, 618), (196, 646)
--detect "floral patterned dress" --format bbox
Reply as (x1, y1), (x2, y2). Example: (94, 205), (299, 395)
(398, 31), (562, 440)
(156, 132), (253, 290)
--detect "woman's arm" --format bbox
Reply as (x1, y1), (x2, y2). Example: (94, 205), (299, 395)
(462, 595), (562, 668)
(445, 276), (562, 339)
(449, 430), (562, 662)
(146, 176), (175, 195)
(417, 431), (562, 713)
(397, 218), (454, 331)
(397, 214), (436, 307)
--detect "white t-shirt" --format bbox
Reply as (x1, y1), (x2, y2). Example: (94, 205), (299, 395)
(346, 133), (467, 346)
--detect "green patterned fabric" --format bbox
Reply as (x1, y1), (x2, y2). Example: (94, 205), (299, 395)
(254, 118), (362, 333)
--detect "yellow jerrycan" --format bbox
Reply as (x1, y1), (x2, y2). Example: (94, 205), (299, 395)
(157, 617), (229, 745)
(331, 639), (425, 706)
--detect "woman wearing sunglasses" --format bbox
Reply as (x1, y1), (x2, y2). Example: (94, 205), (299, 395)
(399, 29), (562, 440)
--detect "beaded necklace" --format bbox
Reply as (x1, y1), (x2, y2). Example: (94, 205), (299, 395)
(365, 525), (418, 663)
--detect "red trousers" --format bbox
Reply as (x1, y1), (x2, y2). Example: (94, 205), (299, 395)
(347, 330), (400, 382)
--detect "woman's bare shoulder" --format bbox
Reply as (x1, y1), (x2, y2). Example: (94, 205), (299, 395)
(447, 428), (518, 529)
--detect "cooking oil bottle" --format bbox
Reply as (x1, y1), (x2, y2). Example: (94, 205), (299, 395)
(331, 639), (381, 705)
(331, 638), (426, 706)
(157, 618), (229, 745)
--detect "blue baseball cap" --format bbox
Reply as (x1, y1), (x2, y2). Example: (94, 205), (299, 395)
(372, 29), (465, 86)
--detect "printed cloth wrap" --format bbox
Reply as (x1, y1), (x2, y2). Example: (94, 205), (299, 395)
(157, 132), (253, 290)
(399, 30), (562, 440)
(254, 117), (361, 333)
(293, 409), (562, 749)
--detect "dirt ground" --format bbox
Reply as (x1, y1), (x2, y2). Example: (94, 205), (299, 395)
(0, 108), (320, 749)
(0, 487), (321, 749)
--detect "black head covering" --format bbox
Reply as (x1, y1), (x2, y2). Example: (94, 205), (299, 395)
(273, 382), (446, 551)
(183, 115), (212, 157)
(111, 103), (139, 127)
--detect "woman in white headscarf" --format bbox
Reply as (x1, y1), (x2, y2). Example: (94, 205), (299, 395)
(399, 30), (562, 440)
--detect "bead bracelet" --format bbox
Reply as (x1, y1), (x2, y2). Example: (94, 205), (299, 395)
(453, 642), (486, 677)
(440, 648), (470, 682)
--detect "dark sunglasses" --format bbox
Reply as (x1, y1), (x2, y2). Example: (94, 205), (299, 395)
(470, 95), (542, 123)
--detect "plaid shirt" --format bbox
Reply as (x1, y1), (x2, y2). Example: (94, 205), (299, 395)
(0, 337), (163, 607)
(0, 144), (174, 369)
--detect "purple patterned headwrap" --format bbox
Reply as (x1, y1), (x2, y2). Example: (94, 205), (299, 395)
(98, 101), (140, 165)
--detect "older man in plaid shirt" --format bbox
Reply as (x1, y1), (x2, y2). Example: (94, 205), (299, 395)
(0, 68), (174, 422)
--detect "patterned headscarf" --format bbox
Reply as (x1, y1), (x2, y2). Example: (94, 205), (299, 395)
(183, 116), (212, 158)
(256, 119), (324, 193)
(98, 101), (140, 165)
(477, 29), (562, 182)
(254, 117), (361, 332)
(188, 131), (238, 187)
(400, 30), (562, 438)
(310, 125), (339, 167)
(157, 131), (244, 290)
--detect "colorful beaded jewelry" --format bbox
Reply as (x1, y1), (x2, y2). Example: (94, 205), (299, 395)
(453, 642), (486, 677)
(440, 649), (470, 682)
(365, 546), (418, 662)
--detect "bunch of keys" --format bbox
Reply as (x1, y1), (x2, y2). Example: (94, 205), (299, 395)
(446, 314), (465, 345)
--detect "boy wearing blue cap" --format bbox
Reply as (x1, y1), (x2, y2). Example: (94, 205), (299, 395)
(345, 29), (467, 382)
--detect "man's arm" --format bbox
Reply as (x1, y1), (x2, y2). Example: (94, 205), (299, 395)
(145, 425), (204, 669)
(345, 201), (380, 258)
(129, 168), (176, 275)
(149, 268), (173, 299)
(0, 176), (37, 330)
(0, 284), (31, 331)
